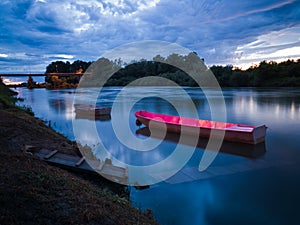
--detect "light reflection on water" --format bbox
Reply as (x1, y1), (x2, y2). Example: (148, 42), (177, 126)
(16, 87), (300, 225)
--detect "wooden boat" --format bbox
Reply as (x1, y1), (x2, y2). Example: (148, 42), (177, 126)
(75, 113), (111, 121)
(74, 104), (111, 120)
(25, 147), (128, 185)
(135, 110), (267, 145)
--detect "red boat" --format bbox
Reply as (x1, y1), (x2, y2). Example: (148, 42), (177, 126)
(135, 110), (267, 145)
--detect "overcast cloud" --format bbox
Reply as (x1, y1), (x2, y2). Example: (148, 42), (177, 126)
(0, 0), (299, 72)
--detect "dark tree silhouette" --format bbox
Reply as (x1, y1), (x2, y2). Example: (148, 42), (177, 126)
(44, 56), (300, 87)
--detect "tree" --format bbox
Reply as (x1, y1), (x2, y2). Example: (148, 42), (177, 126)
(27, 76), (35, 89)
(44, 56), (300, 87)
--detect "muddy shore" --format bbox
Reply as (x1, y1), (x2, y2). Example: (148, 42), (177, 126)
(0, 82), (158, 225)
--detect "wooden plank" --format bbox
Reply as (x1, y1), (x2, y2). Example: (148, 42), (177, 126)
(75, 157), (85, 167)
(101, 166), (126, 177)
(53, 152), (79, 162)
(96, 161), (105, 171)
(225, 126), (253, 132)
(47, 157), (77, 167)
(77, 161), (94, 171)
(39, 148), (52, 155)
(44, 150), (58, 159)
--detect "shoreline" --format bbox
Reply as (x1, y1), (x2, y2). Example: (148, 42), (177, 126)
(0, 82), (158, 225)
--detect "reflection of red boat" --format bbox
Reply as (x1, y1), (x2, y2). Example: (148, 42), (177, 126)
(135, 110), (267, 145)
(74, 104), (111, 120)
(136, 127), (266, 158)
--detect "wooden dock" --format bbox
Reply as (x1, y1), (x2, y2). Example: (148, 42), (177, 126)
(28, 147), (128, 185)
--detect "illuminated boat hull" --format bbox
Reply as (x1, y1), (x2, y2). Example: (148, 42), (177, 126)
(135, 110), (267, 145)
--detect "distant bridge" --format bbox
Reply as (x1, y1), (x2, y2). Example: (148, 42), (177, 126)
(0, 73), (86, 77)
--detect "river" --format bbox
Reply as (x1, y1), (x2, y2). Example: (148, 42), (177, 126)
(16, 86), (300, 225)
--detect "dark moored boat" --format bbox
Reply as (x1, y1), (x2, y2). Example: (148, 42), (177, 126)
(135, 110), (267, 145)
(74, 104), (111, 120)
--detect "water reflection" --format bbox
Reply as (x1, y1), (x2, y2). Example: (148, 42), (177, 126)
(75, 114), (111, 121)
(16, 87), (300, 225)
(224, 88), (300, 125)
(49, 99), (66, 114)
(136, 127), (266, 159)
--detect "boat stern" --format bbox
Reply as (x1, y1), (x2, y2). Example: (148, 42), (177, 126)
(252, 125), (267, 144)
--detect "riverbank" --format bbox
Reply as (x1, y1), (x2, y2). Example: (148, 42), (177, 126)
(0, 82), (158, 225)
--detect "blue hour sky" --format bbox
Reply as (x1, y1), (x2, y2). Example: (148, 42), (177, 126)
(0, 0), (300, 73)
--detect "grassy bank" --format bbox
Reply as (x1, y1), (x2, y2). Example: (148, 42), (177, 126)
(0, 81), (17, 106)
(0, 81), (158, 225)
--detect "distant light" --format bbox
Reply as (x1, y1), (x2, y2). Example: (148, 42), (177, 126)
(2, 78), (24, 85)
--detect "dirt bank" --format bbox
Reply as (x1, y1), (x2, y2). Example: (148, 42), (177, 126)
(0, 82), (158, 225)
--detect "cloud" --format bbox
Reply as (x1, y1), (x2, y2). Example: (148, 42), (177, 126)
(130, 0), (300, 65)
(0, 0), (299, 72)
(0, 54), (8, 58)
(102, 41), (191, 63)
(43, 54), (75, 60)
(233, 26), (300, 68)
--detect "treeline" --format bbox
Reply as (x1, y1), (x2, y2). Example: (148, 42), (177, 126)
(46, 60), (92, 73)
(44, 55), (300, 87)
(211, 59), (300, 87)
(42, 60), (92, 88)
(104, 53), (202, 86)
(44, 53), (202, 87)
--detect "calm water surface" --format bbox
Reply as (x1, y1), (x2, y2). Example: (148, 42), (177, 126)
(17, 87), (300, 225)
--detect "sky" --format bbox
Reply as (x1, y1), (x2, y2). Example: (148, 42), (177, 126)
(0, 0), (300, 73)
